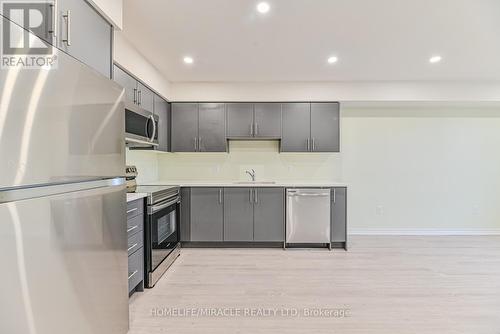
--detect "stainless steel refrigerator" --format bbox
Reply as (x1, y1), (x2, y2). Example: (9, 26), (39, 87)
(0, 16), (128, 334)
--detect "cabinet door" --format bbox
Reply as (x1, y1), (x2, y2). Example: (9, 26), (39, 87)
(223, 188), (254, 241)
(331, 187), (346, 243)
(58, 0), (112, 78)
(180, 187), (191, 242)
(281, 103), (311, 152)
(311, 102), (340, 152)
(226, 103), (254, 138)
(171, 103), (198, 152)
(198, 103), (226, 152)
(254, 103), (281, 138)
(190, 188), (224, 241)
(253, 188), (284, 242)
(113, 65), (138, 104)
(154, 94), (170, 152)
(137, 82), (155, 113)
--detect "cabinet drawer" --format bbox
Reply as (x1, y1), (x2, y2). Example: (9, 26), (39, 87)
(128, 247), (144, 293)
(127, 231), (143, 256)
(127, 199), (144, 220)
(127, 214), (144, 237)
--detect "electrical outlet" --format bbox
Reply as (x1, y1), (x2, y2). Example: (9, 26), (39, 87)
(376, 205), (384, 215)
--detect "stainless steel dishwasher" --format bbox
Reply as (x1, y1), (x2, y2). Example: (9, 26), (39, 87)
(286, 188), (331, 248)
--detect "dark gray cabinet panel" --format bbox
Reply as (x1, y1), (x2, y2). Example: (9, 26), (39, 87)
(171, 103), (199, 152)
(58, 0), (112, 78)
(198, 103), (226, 152)
(137, 82), (154, 113)
(190, 188), (224, 241)
(253, 188), (284, 242)
(180, 187), (191, 242)
(223, 188), (254, 241)
(311, 103), (340, 152)
(281, 103), (311, 152)
(113, 65), (137, 103)
(226, 103), (254, 138)
(254, 103), (281, 138)
(331, 187), (347, 243)
(154, 95), (170, 152)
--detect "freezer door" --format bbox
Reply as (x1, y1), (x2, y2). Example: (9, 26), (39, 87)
(0, 15), (125, 189)
(286, 189), (331, 244)
(0, 179), (128, 334)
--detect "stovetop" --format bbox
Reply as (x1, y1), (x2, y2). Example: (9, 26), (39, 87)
(133, 185), (180, 205)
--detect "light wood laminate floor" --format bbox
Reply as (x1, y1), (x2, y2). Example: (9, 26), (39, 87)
(129, 236), (500, 334)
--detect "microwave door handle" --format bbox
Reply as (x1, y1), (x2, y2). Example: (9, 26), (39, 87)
(149, 115), (156, 142)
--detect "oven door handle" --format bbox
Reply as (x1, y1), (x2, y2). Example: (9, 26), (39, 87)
(148, 198), (180, 214)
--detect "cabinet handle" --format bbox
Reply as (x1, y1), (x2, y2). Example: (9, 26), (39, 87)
(138, 90), (142, 105)
(306, 138), (310, 151)
(193, 137), (197, 151)
(333, 188), (336, 203)
(126, 207), (138, 214)
(127, 225), (138, 233)
(250, 123), (254, 136)
(198, 137), (202, 151)
(219, 189), (222, 204)
(254, 189), (258, 203)
(133, 88), (137, 104)
(128, 270), (138, 280)
(49, 2), (56, 35)
(128, 243), (138, 252)
(312, 138), (316, 151)
(62, 10), (71, 46)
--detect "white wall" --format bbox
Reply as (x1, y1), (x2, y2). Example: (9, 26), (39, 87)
(114, 31), (172, 99)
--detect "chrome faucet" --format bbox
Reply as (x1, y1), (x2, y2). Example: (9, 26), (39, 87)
(245, 169), (256, 182)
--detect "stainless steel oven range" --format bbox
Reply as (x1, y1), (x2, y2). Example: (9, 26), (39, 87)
(135, 185), (181, 288)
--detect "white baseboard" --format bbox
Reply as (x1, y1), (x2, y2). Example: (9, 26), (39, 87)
(349, 228), (500, 236)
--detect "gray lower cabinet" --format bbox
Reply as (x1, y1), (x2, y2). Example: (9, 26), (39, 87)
(281, 103), (311, 152)
(127, 198), (145, 295)
(58, 0), (112, 78)
(171, 103), (199, 152)
(190, 188), (224, 241)
(154, 94), (170, 152)
(198, 103), (226, 152)
(224, 188), (254, 241)
(253, 188), (284, 242)
(311, 102), (340, 152)
(331, 187), (347, 248)
(226, 103), (254, 138)
(254, 103), (281, 138)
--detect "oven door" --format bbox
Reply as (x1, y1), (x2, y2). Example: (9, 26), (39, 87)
(145, 197), (179, 276)
(125, 107), (159, 147)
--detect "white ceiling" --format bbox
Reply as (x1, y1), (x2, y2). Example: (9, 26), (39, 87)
(122, 0), (500, 82)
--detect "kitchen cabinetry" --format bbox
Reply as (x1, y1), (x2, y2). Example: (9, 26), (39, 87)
(171, 103), (226, 152)
(226, 103), (281, 138)
(223, 187), (284, 242)
(58, 0), (112, 78)
(190, 188), (224, 241)
(154, 94), (170, 152)
(137, 82), (155, 112)
(127, 198), (144, 295)
(281, 102), (340, 152)
(331, 187), (347, 249)
(112, 64), (156, 113)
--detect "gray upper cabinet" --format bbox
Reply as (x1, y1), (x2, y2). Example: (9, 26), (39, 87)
(331, 187), (347, 245)
(58, 0), (112, 78)
(113, 65), (137, 103)
(253, 188), (284, 242)
(198, 103), (226, 152)
(171, 103), (198, 152)
(154, 94), (170, 152)
(226, 103), (254, 138)
(223, 188), (254, 241)
(137, 82), (154, 113)
(311, 103), (340, 152)
(254, 103), (281, 138)
(281, 103), (311, 152)
(190, 188), (224, 242)
(171, 103), (226, 152)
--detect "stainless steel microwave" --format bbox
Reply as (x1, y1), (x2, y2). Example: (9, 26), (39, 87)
(125, 103), (159, 147)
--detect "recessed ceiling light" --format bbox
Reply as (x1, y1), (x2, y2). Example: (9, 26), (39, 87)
(429, 55), (442, 63)
(257, 2), (270, 14)
(327, 56), (338, 64)
(183, 56), (194, 64)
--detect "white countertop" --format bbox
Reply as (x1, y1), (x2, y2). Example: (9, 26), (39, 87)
(141, 181), (348, 188)
(126, 192), (148, 203)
